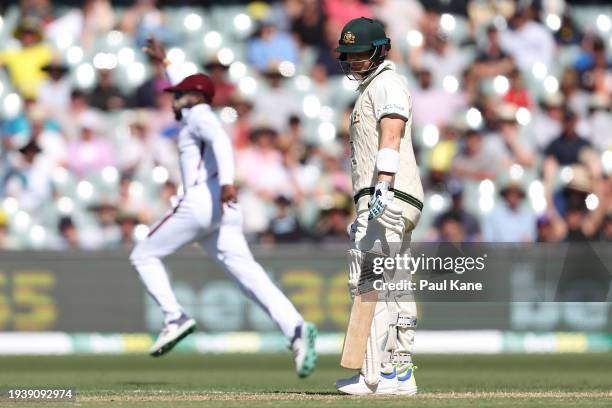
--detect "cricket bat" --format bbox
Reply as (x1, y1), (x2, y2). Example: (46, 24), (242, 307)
(340, 289), (378, 369)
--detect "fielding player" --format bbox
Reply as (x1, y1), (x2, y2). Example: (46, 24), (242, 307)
(334, 18), (424, 395)
(129, 37), (317, 378)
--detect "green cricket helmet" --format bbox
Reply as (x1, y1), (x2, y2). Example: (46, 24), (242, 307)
(335, 17), (391, 79)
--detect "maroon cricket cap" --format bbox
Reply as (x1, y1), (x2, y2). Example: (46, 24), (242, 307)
(163, 73), (215, 101)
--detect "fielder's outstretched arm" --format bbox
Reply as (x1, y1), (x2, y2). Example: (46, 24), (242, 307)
(143, 36), (186, 86)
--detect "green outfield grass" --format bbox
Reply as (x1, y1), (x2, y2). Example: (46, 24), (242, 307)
(0, 353), (611, 407)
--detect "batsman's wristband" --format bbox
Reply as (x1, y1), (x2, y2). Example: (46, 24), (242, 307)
(376, 148), (400, 174)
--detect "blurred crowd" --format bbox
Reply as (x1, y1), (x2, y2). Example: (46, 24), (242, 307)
(0, 0), (610, 250)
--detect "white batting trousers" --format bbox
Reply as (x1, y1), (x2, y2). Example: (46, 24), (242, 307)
(129, 182), (303, 338)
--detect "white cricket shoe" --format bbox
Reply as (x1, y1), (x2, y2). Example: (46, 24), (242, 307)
(335, 369), (398, 396)
(396, 365), (418, 396)
(291, 322), (317, 378)
(149, 314), (196, 357)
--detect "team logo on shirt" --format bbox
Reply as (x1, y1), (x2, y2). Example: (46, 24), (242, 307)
(342, 31), (356, 44)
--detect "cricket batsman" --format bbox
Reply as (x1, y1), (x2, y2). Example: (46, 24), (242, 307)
(334, 18), (424, 395)
(129, 37), (317, 378)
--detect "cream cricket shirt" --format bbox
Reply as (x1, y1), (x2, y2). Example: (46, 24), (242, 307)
(349, 61), (424, 229)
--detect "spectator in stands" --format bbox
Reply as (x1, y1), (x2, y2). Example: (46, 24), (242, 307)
(0, 210), (19, 249)
(229, 95), (255, 151)
(56, 217), (81, 249)
(433, 182), (480, 241)
(314, 20), (345, 77)
(499, 9), (555, 72)
(575, 36), (612, 87)
(131, 59), (170, 109)
(452, 129), (504, 182)
(559, 68), (591, 117)
(236, 127), (293, 200)
(88, 69), (127, 112)
(147, 89), (177, 140)
(291, 0), (327, 48)
(293, 143), (343, 203)
(472, 25), (514, 78)
(535, 213), (566, 243)
(601, 213), (612, 241)
(411, 68), (465, 127)
(584, 94), (612, 152)
(253, 70), (300, 132)
(548, 166), (609, 241)
(149, 180), (177, 220)
(372, 0), (423, 50)
(564, 203), (603, 242)
(478, 94), (504, 134)
(81, 0), (116, 49)
(54, 90), (106, 141)
(20, 0), (54, 24)
(116, 212), (139, 248)
(483, 180), (536, 242)
(0, 210), (11, 249)
(554, 11), (583, 46)
(543, 110), (593, 189)
(1, 98), (58, 151)
(28, 105), (67, 166)
(121, 0), (176, 48)
(323, 0), (373, 28)
(315, 193), (352, 243)
(38, 60), (72, 114)
(426, 124), (460, 191)
(527, 93), (564, 152)
(117, 111), (177, 182)
(88, 201), (121, 248)
(502, 68), (532, 109)
(204, 60), (235, 108)
(495, 104), (536, 168)
(261, 195), (309, 245)
(591, 66), (612, 100)
(419, 34), (468, 87)
(436, 214), (466, 244)
(310, 62), (338, 107)
(247, 21), (299, 71)
(3, 139), (53, 211)
(117, 175), (151, 224)
(43, 0), (114, 51)
(66, 113), (114, 177)
(0, 18), (53, 99)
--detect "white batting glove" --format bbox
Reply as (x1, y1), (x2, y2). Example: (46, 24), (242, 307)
(368, 181), (394, 221)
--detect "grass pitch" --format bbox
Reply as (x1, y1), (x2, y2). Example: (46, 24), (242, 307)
(0, 353), (611, 407)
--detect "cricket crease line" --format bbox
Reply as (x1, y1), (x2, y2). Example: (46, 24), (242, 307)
(74, 391), (612, 401)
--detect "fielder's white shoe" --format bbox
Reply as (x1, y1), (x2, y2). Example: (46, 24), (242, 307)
(396, 365), (418, 396)
(149, 314), (196, 357)
(335, 369), (398, 396)
(291, 322), (318, 378)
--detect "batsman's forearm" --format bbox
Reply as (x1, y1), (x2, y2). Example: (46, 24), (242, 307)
(378, 123), (402, 151)
(376, 116), (404, 182)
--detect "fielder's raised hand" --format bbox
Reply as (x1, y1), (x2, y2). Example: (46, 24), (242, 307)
(143, 36), (166, 64)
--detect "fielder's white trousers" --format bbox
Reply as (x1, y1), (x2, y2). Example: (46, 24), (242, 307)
(130, 181), (303, 338)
